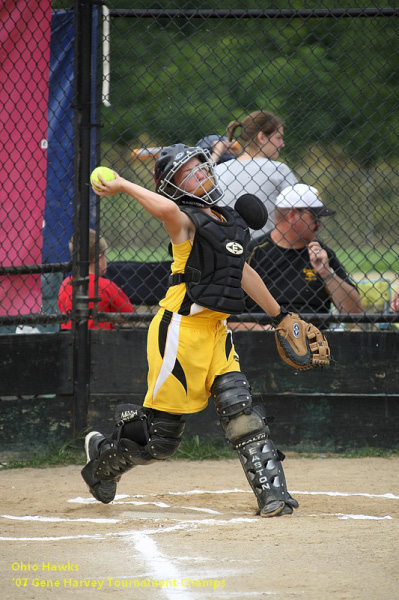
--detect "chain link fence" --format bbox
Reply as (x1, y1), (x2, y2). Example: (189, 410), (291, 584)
(1, 2), (399, 333)
(0, 1), (76, 332)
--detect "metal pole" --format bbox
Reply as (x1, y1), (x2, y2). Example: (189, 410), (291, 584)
(73, 0), (93, 434)
(92, 4), (103, 327)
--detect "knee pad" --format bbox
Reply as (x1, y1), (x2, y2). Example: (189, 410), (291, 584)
(211, 371), (252, 418)
(114, 404), (185, 461)
(211, 372), (268, 446)
(146, 411), (186, 459)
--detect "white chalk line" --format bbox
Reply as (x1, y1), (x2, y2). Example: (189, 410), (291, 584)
(333, 513), (392, 520)
(68, 499), (219, 513)
(110, 518), (258, 539)
(0, 514), (120, 524)
(167, 488), (248, 496)
(113, 500), (171, 508)
(109, 488), (399, 501)
(67, 489), (399, 509)
(291, 490), (399, 500)
(303, 513), (393, 520)
(68, 495), (168, 507)
(0, 534), (104, 541)
(123, 531), (193, 600)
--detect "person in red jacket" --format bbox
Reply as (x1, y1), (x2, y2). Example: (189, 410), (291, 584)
(58, 229), (134, 329)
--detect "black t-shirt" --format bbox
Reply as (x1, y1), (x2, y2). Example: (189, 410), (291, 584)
(246, 232), (356, 314)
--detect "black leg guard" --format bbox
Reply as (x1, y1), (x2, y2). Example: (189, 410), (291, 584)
(81, 404), (185, 503)
(211, 372), (298, 517)
(236, 436), (295, 517)
(114, 405), (185, 461)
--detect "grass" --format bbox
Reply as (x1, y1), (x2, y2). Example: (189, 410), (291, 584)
(335, 246), (399, 274)
(340, 447), (399, 458)
(0, 438), (85, 470)
(173, 435), (235, 460)
(1, 437), (398, 469)
(285, 448), (399, 459)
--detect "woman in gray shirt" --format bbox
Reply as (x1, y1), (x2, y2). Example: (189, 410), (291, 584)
(215, 110), (297, 236)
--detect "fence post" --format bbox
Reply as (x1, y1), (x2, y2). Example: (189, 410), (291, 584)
(72, 0), (94, 435)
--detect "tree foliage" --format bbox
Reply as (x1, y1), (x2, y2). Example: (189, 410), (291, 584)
(103, 2), (399, 165)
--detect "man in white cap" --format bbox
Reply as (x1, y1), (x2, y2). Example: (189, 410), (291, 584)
(245, 184), (362, 319)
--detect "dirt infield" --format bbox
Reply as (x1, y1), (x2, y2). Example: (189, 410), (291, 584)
(0, 457), (398, 600)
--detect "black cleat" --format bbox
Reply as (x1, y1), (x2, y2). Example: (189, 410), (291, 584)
(81, 432), (117, 504)
(286, 492), (299, 509)
(84, 431), (105, 462)
(279, 503), (294, 516)
(257, 493), (299, 518)
(258, 500), (286, 518)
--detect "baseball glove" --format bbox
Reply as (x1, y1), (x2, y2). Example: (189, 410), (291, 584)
(272, 310), (330, 370)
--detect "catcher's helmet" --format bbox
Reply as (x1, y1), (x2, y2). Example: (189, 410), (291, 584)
(154, 143), (224, 206)
(196, 135), (236, 164)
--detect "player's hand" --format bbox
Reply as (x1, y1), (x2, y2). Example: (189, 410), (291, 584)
(307, 242), (330, 277)
(92, 172), (125, 196)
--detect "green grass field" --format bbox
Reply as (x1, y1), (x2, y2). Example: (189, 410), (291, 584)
(335, 246), (399, 275)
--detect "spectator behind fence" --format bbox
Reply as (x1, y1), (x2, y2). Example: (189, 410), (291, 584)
(58, 230), (134, 329)
(244, 184), (362, 325)
(215, 110), (298, 235)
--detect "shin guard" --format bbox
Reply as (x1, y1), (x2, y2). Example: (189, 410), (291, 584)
(211, 372), (297, 517)
(236, 435), (294, 517)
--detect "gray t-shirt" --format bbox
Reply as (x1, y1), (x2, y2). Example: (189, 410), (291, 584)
(215, 158), (297, 235)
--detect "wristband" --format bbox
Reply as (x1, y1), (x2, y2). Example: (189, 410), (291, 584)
(270, 306), (290, 327)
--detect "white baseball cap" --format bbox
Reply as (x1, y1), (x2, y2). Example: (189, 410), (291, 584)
(276, 184), (335, 217)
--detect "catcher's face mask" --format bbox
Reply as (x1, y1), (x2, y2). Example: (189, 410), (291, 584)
(156, 146), (224, 206)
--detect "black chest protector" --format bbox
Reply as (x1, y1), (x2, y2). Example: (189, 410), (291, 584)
(169, 205), (250, 315)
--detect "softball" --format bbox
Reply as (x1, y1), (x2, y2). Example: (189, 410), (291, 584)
(90, 166), (115, 192)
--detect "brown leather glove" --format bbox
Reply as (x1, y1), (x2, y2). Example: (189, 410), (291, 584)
(271, 310), (331, 370)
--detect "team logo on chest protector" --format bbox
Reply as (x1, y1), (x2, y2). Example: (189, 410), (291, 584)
(226, 241), (244, 255)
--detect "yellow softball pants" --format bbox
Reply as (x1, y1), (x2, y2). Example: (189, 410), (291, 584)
(143, 309), (241, 414)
